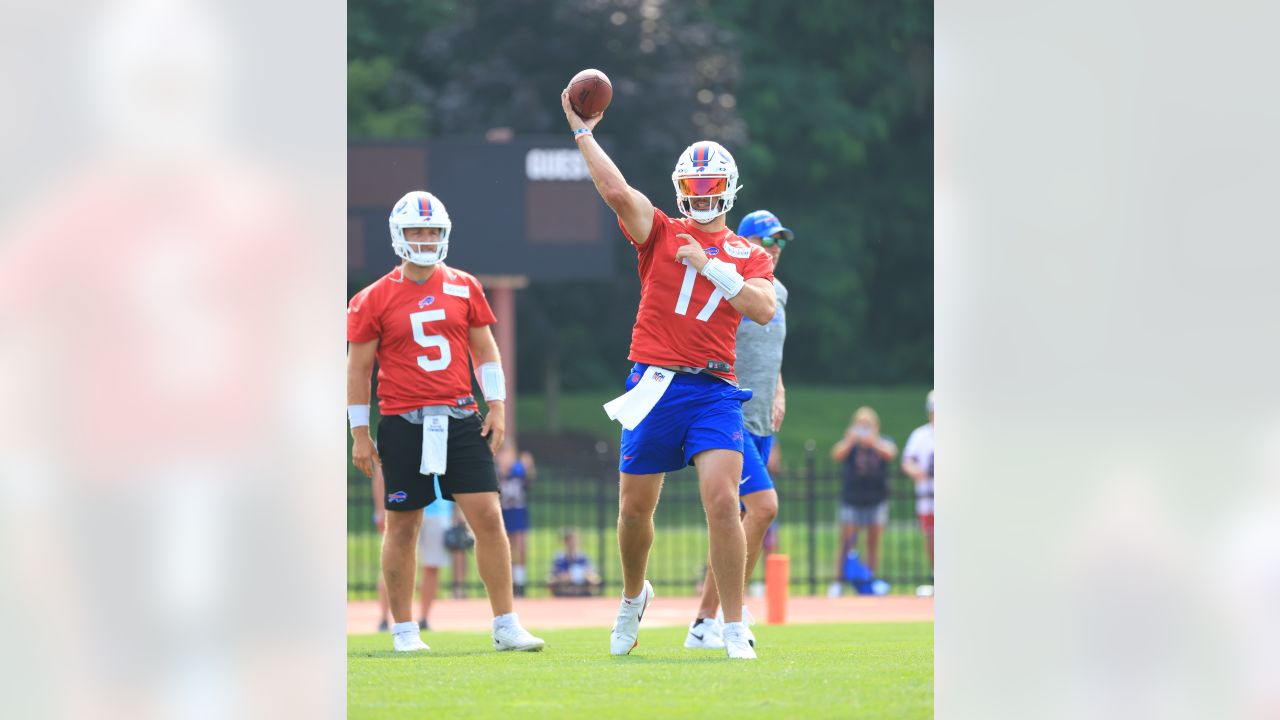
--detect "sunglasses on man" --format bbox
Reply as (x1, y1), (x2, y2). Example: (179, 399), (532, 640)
(752, 234), (788, 249)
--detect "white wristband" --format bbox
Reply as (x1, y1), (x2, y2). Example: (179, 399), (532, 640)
(699, 258), (745, 299)
(476, 362), (507, 402)
(348, 404), (370, 429)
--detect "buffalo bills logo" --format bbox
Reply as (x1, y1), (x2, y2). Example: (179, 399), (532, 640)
(732, 430), (743, 441)
(653, 371), (666, 381)
(387, 491), (408, 503)
(705, 247), (719, 256)
(418, 295), (435, 308)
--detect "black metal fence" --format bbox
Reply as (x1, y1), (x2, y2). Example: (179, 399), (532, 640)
(347, 445), (934, 598)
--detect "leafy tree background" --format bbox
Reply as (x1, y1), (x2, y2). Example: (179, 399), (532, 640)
(349, 0), (932, 389)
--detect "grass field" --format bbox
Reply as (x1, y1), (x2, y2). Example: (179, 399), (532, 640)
(348, 622), (933, 719)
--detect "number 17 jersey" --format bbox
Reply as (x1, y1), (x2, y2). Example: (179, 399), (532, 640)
(620, 208), (775, 384)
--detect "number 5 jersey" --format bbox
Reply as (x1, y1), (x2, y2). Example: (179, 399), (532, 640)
(347, 264), (496, 415)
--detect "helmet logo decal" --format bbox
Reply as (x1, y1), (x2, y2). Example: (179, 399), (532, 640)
(690, 144), (711, 168)
(417, 195), (433, 219)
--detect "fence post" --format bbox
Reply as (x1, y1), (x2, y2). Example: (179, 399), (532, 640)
(595, 440), (610, 592)
(804, 440), (817, 596)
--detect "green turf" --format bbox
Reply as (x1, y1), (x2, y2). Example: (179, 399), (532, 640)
(348, 622), (933, 719)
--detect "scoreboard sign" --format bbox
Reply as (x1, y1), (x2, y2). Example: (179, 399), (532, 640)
(348, 137), (616, 282)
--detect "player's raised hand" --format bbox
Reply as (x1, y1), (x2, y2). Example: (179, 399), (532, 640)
(674, 234), (709, 272)
(351, 432), (380, 478)
(480, 400), (506, 454)
(561, 89), (604, 132)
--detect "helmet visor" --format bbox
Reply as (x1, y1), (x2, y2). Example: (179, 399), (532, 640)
(677, 176), (728, 197)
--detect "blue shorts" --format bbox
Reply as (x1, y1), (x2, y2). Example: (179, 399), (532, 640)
(502, 507), (529, 533)
(619, 364), (753, 474)
(739, 432), (775, 499)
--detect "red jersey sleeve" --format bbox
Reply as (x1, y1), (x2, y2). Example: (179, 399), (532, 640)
(742, 245), (776, 283)
(347, 286), (381, 342)
(467, 274), (497, 327)
(617, 207), (666, 255)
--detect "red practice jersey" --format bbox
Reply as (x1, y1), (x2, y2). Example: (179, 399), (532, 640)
(620, 208), (775, 383)
(347, 264), (496, 415)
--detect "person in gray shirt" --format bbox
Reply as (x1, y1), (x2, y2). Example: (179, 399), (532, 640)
(685, 209), (792, 651)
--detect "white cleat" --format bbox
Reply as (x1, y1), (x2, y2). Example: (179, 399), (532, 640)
(827, 581), (844, 598)
(391, 621), (430, 652)
(493, 620), (546, 652)
(722, 622), (757, 660)
(683, 617), (725, 649)
(610, 579), (654, 655)
(741, 605), (757, 649)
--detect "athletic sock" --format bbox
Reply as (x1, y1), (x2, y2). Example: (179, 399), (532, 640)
(493, 612), (518, 629)
(512, 565), (527, 585)
(390, 620), (418, 635)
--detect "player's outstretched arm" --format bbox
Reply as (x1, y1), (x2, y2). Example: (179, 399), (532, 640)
(347, 339), (380, 477)
(468, 325), (506, 454)
(561, 89), (655, 244)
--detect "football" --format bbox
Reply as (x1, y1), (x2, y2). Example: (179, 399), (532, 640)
(567, 68), (612, 118)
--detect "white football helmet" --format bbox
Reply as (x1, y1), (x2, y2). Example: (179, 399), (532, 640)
(389, 191), (452, 266)
(671, 141), (743, 223)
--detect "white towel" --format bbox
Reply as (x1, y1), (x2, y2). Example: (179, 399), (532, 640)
(603, 366), (675, 430)
(420, 415), (449, 475)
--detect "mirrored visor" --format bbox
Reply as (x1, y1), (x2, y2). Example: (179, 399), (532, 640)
(677, 176), (728, 197)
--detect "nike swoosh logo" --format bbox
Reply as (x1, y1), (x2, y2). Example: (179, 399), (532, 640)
(739, 475), (750, 485)
(690, 632), (704, 641)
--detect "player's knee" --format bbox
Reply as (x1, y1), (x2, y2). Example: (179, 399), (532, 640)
(702, 491), (740, 523)
(617, 501), (652, 527)
(749, 495), (778, 524)
(384, 516), (420, 544)
(468, 509), (504, 538)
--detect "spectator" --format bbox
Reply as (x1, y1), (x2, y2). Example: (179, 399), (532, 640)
(497, 446), (535, 597)
(902, 390), (936, 581)
(828, 407), (898, 597)
(444, 504), (474, 599)
(547, 528), (602, 597)
(416, 493), (454, 630)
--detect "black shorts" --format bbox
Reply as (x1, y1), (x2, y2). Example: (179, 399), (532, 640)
(377, 413), (498, 512)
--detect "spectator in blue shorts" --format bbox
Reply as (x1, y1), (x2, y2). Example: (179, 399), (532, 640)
(498, 445), (535, 596)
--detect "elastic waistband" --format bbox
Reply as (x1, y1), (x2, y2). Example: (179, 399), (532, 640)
(632, 363), (728, 386)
